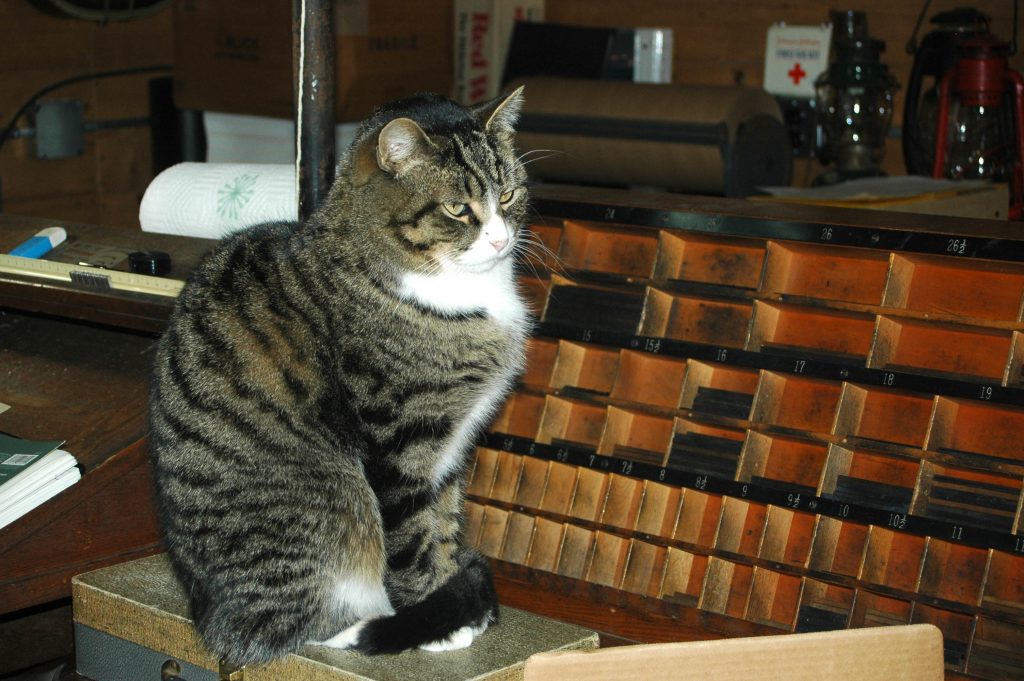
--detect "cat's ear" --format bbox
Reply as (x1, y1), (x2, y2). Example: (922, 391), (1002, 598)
(475, 85), (525, 135)
(376, 118), (435, 175)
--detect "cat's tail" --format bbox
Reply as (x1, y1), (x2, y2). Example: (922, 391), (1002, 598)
(347, 549), (499, 655)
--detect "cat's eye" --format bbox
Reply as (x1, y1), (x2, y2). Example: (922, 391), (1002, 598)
(442, 202), (469, 219)
(499, 189), (518, 205)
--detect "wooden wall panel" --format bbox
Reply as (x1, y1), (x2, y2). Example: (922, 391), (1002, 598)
(0, 1), (1020, 226)
(0, 3), (172, 229)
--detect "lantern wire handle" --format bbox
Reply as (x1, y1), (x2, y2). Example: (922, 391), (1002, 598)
(1010, 0), (1018, 55)
(906, 0), (934, 54)
(906, 0), (1016, 55)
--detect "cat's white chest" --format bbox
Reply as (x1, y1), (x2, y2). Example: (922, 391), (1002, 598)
(397, 259), (526, 485)
(397, 259), (525, 328)
(430, 374), (514, 485)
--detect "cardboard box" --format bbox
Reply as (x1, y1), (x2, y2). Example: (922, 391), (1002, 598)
(454, 0), (544, 104)
(523, 624), (944, 681)
(173, 0), (454, 122)
(502, 23), (673, 85)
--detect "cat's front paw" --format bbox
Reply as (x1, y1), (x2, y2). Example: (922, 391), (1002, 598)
(418, 618), (491, 653)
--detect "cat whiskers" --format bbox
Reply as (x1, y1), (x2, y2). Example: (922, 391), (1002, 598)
(512, 240), (547, 282)
(514, 229), (570, 280)
(409, 257), (443, 276)
(516, 148), (566, 169)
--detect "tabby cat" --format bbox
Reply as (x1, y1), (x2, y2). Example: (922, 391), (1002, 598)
(149, 88), (529, 666)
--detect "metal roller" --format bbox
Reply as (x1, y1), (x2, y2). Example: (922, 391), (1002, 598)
(511, 77), (792, 197)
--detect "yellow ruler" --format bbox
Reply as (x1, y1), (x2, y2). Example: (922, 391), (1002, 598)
(0, 253), (184, 298)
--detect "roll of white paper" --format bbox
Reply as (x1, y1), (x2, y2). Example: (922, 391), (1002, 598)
(139, 163), (298, 238)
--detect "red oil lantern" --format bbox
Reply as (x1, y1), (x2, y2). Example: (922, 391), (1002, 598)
(931, 33), (1024, 219)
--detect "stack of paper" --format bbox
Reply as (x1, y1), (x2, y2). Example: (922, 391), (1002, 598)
(0, 433), (80, 530)
(754, 177), (1008, 220)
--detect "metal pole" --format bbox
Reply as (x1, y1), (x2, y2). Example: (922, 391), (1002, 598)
(293, 0), (337, 220)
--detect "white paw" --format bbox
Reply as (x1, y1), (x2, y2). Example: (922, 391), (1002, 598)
(312, 620), (366, 650)
(418, 619), (491, 653)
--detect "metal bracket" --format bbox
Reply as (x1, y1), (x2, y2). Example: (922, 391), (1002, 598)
(33, 99), (84, 159)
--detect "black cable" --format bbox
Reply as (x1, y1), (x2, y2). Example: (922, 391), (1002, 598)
(0, 64), (171, 153)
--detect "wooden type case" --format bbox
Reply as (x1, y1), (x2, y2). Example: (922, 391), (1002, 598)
(468, 186), (1024, 680)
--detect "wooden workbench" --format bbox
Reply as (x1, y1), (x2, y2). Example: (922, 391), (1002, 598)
(0, 217), (214, 616)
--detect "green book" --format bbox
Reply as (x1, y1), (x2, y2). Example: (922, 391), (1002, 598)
(0, 433), (80, 530)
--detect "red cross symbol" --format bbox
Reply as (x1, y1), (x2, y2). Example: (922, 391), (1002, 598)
(788, 62), (808, 85)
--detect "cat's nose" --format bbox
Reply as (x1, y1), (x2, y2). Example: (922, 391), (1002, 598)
(490, 237), (509, 252)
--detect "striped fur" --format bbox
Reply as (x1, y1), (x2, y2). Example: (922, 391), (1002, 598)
(150, 91), (529, 665)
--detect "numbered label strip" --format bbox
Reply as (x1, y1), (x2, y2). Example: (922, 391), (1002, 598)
(0, 254), (184, 298)
(534, 198), (1024, 263)
(539, 321), (1020, 409)
(485, 432), (1024, 555)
